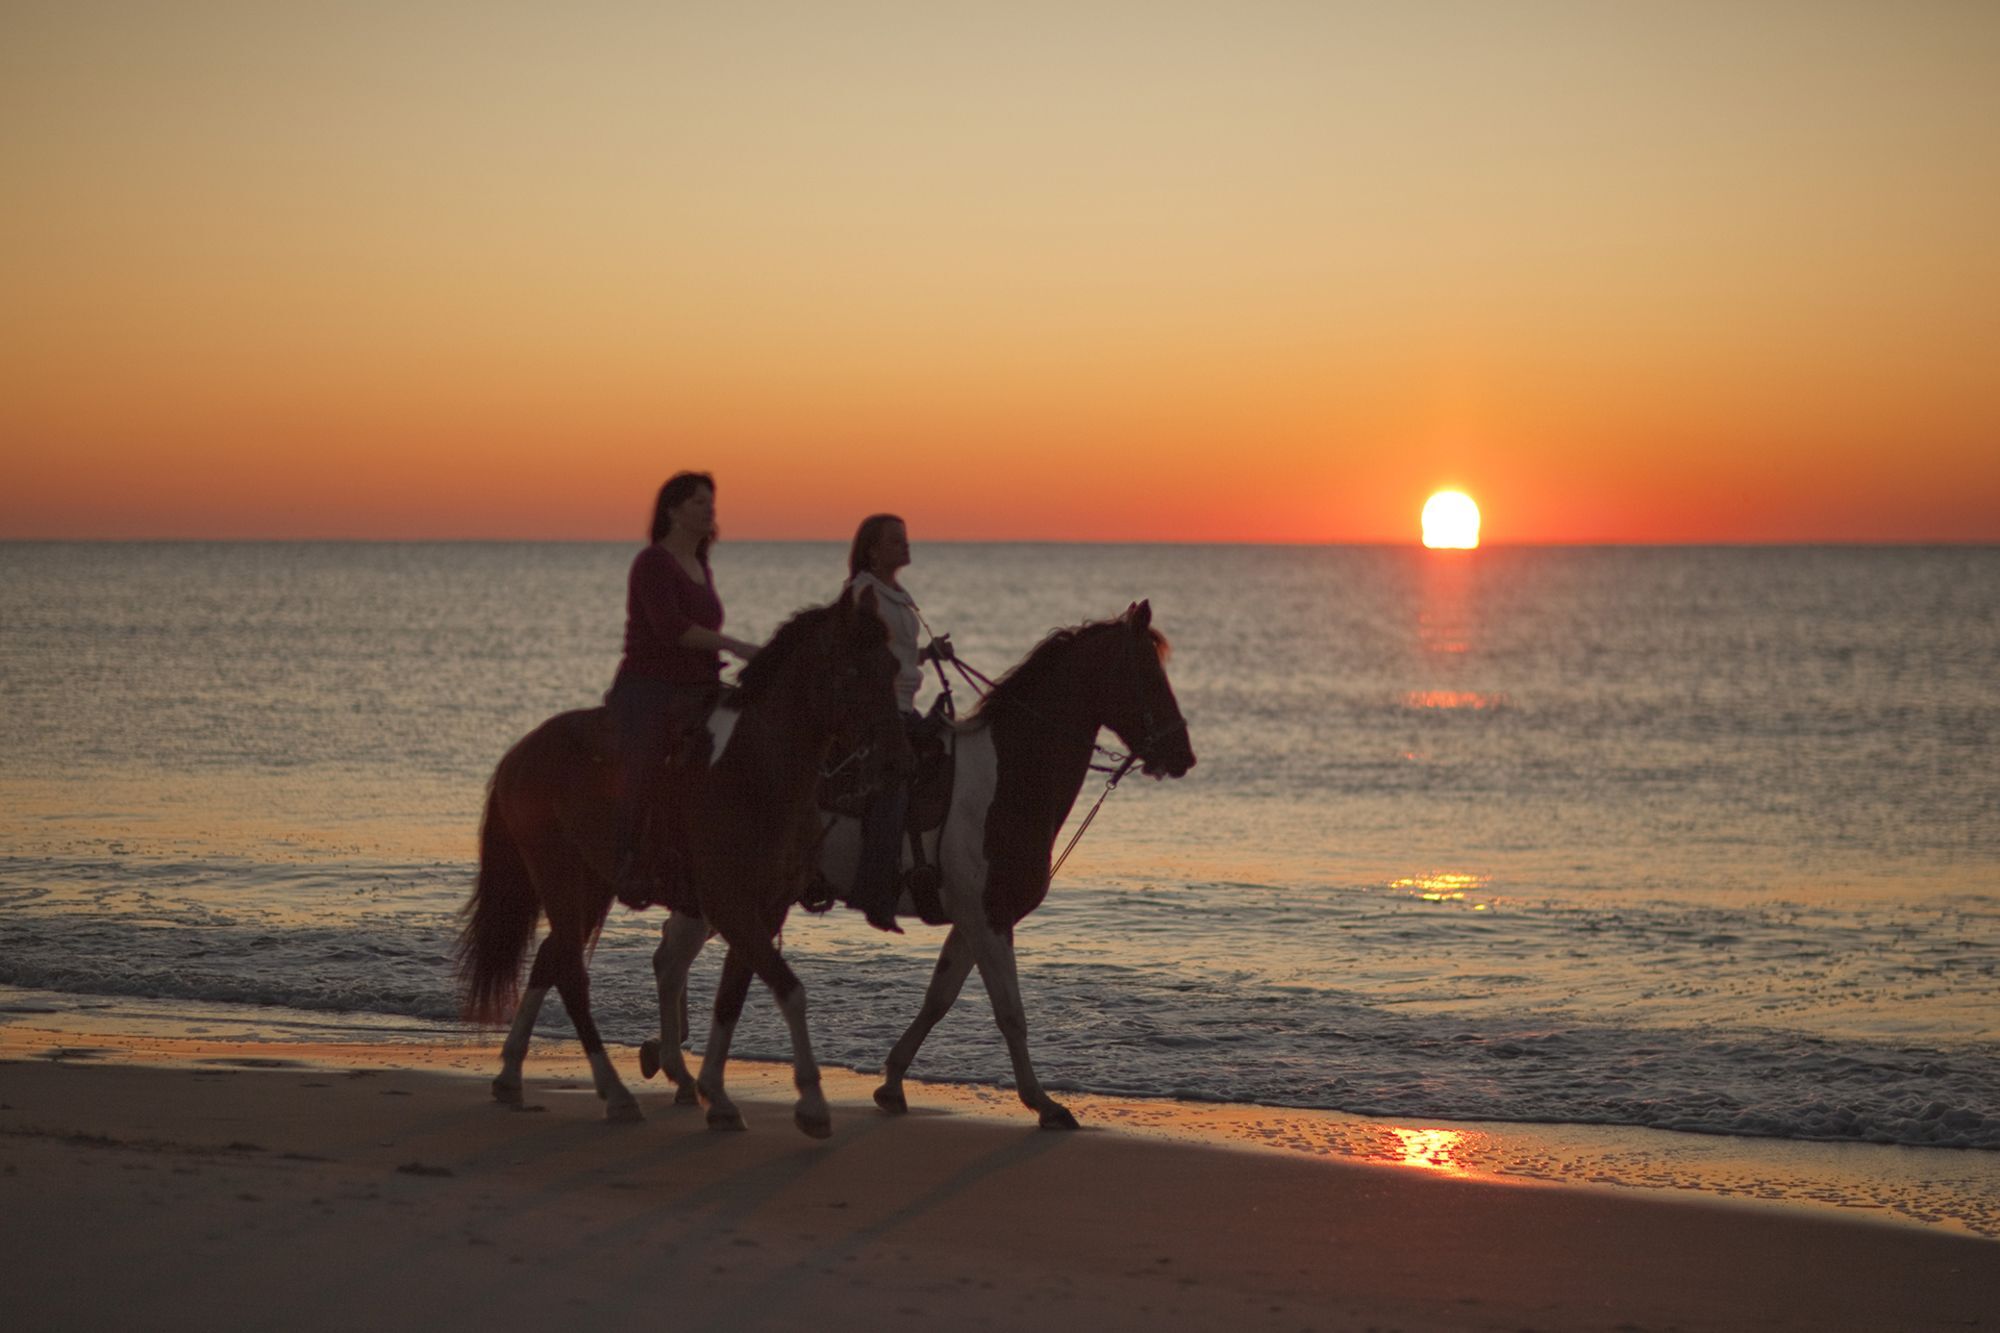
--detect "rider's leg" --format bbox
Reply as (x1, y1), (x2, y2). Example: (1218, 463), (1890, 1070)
(607, 677), (673, 899)
(851, 777), (909, 931)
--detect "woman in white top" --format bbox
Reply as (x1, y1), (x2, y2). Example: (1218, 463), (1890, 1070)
(843, 513), (938, 930)
(844, 514), (923, 716)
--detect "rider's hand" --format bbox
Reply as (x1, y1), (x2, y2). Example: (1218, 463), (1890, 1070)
(925, 635), (955, 664)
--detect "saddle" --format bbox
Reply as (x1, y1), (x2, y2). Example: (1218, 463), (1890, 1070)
(810, 716), (955, 926)
(566, 688), (724, 913)
(817, 716), (954, 832)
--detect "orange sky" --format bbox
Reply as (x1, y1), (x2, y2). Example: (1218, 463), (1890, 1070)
(3, 2), (1996, 542)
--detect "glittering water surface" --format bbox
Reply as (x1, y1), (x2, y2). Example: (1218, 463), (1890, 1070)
(2, 542), (1996, 1232)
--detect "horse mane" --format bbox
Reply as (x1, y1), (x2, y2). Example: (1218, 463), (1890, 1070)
(971, 617), (1168, 720)
(735, 601), (844, 706)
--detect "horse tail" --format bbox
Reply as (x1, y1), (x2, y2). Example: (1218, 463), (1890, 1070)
(456, 776), (541, 1026)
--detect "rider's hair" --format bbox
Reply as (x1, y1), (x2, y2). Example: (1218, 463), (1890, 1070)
(650, 472), (716, 564)
(847, 513), (904, 578)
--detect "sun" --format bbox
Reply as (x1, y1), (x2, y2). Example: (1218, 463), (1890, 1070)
(1421, 491), (1480, 549)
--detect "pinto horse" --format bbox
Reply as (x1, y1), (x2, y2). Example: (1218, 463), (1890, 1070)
(456, 587), (910, 1133)
(640, 599), (1195, 1129)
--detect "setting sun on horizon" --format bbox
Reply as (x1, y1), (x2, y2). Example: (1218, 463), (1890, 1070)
(2, 5), (1997, 544)
(1422, 492), (1482, 550)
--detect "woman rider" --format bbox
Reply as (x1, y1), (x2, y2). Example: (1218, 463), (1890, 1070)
(608, 472), (760, 902)
(843, 513), (949, 930)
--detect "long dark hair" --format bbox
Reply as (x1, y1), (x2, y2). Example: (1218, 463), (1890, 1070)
(847, 512), (903, 578)
(650, 472), (715, 565)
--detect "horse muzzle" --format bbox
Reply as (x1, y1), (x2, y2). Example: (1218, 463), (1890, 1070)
(1136, 720), (1195, 779)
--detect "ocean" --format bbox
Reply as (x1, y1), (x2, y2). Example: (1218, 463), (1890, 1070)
(3, 541), (1996, 1232)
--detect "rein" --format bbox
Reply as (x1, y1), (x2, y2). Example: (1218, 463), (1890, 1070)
(1047, 751), (1138, 885)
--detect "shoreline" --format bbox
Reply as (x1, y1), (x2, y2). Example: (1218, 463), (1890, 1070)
(5, 984), (1997, 1243)
(3, 1022), (1996, 1332)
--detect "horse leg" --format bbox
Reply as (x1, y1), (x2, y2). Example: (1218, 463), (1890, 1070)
(531, 929), (642, 1124)
(694, 945), (755, 1131)
(964, 922), (1077, 1129)
(693, 926), (832, 1137)
(875, 925), (975, 1114)
(638, 911), (708, 1106)
(497, 936), (573, 1103)
(492, 984), (548, 1104)
(734, 932), (833, 1139)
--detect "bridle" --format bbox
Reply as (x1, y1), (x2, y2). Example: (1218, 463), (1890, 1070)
(938, 628), (1185, 777)
(933, 624), (1188, 885)
(1125, 705), (1191, 774)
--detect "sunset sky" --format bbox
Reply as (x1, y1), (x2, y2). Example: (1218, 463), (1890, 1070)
(4, 2), (1996, 543)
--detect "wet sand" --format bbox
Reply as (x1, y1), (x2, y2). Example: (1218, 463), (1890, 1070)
(2, 1022), (1994, 1332)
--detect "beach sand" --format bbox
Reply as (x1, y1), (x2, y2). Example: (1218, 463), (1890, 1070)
(2, 1023), (1994, 1332)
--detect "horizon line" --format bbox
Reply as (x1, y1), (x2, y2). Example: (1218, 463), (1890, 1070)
(4, 536), (1996, 549)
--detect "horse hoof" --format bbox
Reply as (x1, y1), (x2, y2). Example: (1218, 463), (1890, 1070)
(605, 1097), (645, 1124)
(873, 1086), (908, 1115)
(638, 1039), (660, 1080)
(1039, 1104), (1080, 1131)
(707, 1108), (747, 1132)
(673, 1083), (701, 1108)
(795, 1109), (834, 1139)
(491, 1078), (523, 1105)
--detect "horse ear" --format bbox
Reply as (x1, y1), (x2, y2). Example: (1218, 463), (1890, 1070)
(854, 583), (879, 617)
(1128, 599), (1152, 631)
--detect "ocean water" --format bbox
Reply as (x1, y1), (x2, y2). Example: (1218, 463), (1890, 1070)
(3, 542), (1997, 1230)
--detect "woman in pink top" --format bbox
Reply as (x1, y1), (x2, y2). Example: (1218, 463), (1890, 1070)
(607, 472), (760, 900)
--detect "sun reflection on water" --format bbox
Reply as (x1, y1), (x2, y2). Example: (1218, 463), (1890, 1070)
(1387, 1127), (1472, 1175)
(1402, 690), (1505, 710)
(1387, 872), (1492, 909)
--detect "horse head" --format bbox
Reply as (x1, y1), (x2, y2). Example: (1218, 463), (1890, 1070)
(735, 590), (915, 786)
(1100, 600), (1195, 779)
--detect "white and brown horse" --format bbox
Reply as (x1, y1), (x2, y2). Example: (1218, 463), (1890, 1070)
(456, 588), (910, 1134)
(641, 600), (1195, 1128)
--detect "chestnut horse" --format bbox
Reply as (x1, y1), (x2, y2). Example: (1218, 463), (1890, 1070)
(456, 588), (910, 1134)
(640, 600), (1195, 1128)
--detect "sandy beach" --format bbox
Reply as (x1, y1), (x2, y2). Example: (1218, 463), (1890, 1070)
(9, 1), (2000, 1326)
(3, 1021), (1993, 1333)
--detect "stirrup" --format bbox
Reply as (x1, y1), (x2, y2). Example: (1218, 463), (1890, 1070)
(802, 873), (838, 914)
